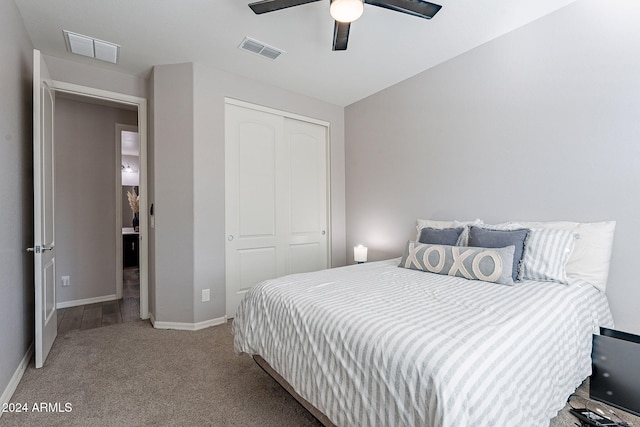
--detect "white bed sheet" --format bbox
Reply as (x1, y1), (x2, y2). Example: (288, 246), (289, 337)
(233, 259), (613, 427)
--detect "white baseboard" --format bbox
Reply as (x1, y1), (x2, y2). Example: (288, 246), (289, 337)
(0, 342), (33, 420)
(151, 315), (227, 331)
(56, 294), (117, 309)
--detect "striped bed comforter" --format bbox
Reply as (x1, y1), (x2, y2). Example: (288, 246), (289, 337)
(233, 259), (613, 427)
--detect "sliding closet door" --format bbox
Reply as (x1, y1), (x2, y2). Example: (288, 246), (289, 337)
(285, 118), (328, 275)
(225, 103), (329, 317)
(225, 105), (287, 317)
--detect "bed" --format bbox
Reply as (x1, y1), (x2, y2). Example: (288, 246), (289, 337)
(232, 220), (615, 427)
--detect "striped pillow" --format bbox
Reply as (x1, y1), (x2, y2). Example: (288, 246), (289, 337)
(521, 228), (576, 284)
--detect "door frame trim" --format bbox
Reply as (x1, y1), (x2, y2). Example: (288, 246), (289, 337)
(51, 80), (149, 320)
(225, 98), (331, 127)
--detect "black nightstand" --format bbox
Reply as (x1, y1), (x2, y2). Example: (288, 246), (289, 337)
(591, 327), (640, 417)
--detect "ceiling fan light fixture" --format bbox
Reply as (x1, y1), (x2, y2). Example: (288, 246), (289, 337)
(330, 0), (364, 23)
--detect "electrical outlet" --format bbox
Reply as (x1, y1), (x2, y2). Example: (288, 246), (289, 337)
(61, 276), (70, 287)
(201, 289), (210, 302)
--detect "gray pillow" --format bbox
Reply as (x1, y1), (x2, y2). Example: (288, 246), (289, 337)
(419, 227), (464, 246)
(398, 241), (515, 286)
(467, 226), (529, 282)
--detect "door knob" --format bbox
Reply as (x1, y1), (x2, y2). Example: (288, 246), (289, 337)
(321, 230), (326, 235)
(227, 235), (234, 241)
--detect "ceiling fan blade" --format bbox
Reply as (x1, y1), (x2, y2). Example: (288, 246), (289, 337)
(332, 21), (351, 51)
(364, 0), (442, 19)
(249, 0), (322, 14)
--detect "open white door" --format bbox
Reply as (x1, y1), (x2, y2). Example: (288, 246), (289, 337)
(30, 49), (57, 368)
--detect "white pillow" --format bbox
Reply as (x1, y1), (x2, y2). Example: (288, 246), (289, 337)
(512, 221), (615, 292)
(416, 218), (483, 245)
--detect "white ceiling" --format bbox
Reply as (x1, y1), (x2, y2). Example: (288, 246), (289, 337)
(14, 0), (576, 106)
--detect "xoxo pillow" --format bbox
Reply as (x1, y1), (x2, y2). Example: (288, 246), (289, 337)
(399, 241), (515, 286)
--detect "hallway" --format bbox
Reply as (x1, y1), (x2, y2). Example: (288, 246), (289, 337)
(56, 267), (141, 333)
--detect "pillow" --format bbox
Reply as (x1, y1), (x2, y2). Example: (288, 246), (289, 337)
(419, 227), (464, 246)
(518, 228), (576, 284)
(416, 218), (483, 245)
(398, 241), (515, 286)
(512, 221), (615, 291)
(467, 226), (529, 282)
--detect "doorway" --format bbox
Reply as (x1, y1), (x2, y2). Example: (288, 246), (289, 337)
(52, 81), (149, 321)
(117, 124), (141, 321)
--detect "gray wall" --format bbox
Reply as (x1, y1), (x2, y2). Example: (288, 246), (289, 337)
(345, 0), (640, 334)
(43, 55), (148, 99)
(0, 0), (34, 402)
(55, 97), (138, 303)
(149, 62), (346, 324)
(150, 63), (195, 324)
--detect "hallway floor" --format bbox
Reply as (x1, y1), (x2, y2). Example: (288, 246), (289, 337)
(57, 267), (141, 333)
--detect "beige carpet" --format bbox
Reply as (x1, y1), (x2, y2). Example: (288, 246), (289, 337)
(2, 321), (638, 427)
(2, 321), (320, 427)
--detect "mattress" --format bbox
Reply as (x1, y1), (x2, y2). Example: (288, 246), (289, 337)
(233, 258), (613, 427)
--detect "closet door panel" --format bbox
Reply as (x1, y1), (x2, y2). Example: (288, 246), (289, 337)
(285, 118), (328, 274)
(226, 105), (285, 316)
(289, 131), (322, 234)
(237, 123), (276, 238)
(289, 243), (324, 275)
(237, 247), (277, 292)
(226, 103), (329, 317)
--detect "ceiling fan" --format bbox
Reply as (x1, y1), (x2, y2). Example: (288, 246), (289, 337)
(248, 0), (442, 51)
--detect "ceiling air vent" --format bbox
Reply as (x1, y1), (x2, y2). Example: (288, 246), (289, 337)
(63, 30), (120, 64)
(238, 37), (284, 60)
